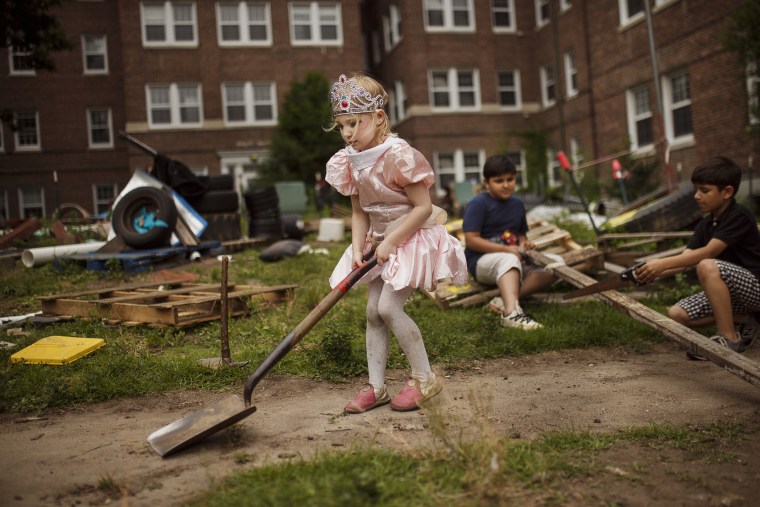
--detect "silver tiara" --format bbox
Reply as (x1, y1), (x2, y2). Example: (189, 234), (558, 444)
(330, 74), (385, 115)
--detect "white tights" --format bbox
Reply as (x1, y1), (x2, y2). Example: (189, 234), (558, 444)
(365, 277), (432, 390)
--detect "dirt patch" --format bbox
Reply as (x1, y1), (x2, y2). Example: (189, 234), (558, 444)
(2, 342), (759, 506)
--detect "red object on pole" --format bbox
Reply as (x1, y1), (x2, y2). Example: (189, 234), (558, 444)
(557, 151), (572, 171)
(612, 159), (623, 180)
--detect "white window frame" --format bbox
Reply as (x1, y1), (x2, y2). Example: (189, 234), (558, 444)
(389, 80), (406, 125)
(429, 68), (480, 111)
(222, 82), (277, 126)
(547, 150), (562, 188)
(662, 70), (694, 146)
(423, 0), (475, 33)
(217, 2), (272, 46)
(497, 69), (521, 110)
(289, 2), (343, 46)
(370, 30), (381, 65)
(564, 50), (578, 98)
(433, 149), (485, 196)
(82, 34), (108, 74)
(382, 4), (402, 52)
(491, 0), (516, 33)
(87, 108), (114, 149)
(540, 63), (556, 108)
(146, 83), (203, 128)
(18, 187), (45, 219)
(504, 150), (526, 188)
(14, 111), (41, 151)
(748, 61), (759, 125)
(560, 0), (572, 12)
(570, 137), (583, 167)
(626, 85), (654, 152)
(618, 0), (645, 26)
(535, 0), (549, 28)
(9, 46), (36, 75)
(140, 1), (198, 47)
(92, 183), (119, 215)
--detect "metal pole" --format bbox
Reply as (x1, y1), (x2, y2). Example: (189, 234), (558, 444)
(220, 255), (231, 364)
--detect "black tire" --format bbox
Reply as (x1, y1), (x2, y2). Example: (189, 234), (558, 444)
(188, 190), (240, 213)
(201, 213), (241, 242)
(112, 187), (177, 248)
(199, 174), (234, 191)
(621, 180), (702, 232)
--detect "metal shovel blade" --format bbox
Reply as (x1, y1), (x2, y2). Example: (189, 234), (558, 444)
(147, 394), (256, 457)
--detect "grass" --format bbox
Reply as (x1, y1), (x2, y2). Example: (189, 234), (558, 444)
(0, 226), (687, 413)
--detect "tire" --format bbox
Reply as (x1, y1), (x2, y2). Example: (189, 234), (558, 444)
(112, 187), (177, 248)
(201, 213), (241, 242)
(621, 181), (702, 233)
(188, 190), (240, 213)
(199, 174), (234, 191)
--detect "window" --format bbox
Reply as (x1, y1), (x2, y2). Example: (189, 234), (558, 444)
(371, 30), (381, 65)
(19, 187), (45, 219)
(0, 189), (7, 223)
(93, 183), (118, 215)
(535, 0), (549, 27)
(497, 70), (521, 109)
(564, 50), (578, 98)
(146, 84), (202, 128)
(217, 2), (271, 45)
(9, 46), (35, 75)
(424, 0), (475, 32)
(82, 35), (108, 73)
(618, 0), (644, 26)
(141, 1), (198, 46)
(389, 80), (406, 125)
(570, 137), (583, 167)
(540, 64), (556, 107)
(14, 111), (40, 151)
(222, 82), (277, 125)
(505, 151), (525, 187)
(491, 0), (515, 32)
(547, 150), (562, 188)
(382, 4), (402, 52)
(748, 61), (759, 125)
(289, 2), (342, 45)
(663, 71), (693, 144)
(429, 68), (480, 111)
(626, 85), (653, 150)
(87, 109), (113, 148)
(434, 149), (484, 195)
(560, 0), (572, 12)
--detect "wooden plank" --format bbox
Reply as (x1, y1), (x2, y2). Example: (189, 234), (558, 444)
(38, 280), (186, 301)
(151, 285), (297, 308)
(525, 250), (760, 389)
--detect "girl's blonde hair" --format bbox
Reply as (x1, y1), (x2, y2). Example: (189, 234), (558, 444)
(326, 73), (395, 145)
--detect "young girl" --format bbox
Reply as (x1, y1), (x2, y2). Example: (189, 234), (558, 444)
(325, 73), (468, 413)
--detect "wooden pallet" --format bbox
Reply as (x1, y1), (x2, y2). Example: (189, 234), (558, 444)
(428, 220), (603, 310)
(38, 281), (297, 327)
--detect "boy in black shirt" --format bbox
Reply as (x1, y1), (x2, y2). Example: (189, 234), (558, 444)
(635, 157), (760, 356)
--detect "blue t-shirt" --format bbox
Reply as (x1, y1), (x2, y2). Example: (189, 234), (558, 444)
(462, 191), (528, 276)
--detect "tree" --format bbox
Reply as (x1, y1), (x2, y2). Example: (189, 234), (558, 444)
(0, 0), (73, 72)
(723, 0), (760, 138)
(260, 73), (344, 185)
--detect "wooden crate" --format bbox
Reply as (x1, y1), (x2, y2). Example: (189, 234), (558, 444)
(427, 220), (603, 310)
(38, 281), (297, 327)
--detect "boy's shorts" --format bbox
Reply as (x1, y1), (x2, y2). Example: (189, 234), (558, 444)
(676, 260), (760, 319)
(475, 252), (545, 286)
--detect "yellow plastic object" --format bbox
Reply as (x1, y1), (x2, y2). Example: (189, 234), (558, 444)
(10, 336), (105, 365)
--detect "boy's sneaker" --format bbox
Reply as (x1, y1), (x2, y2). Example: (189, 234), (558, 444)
(344, 384), (390, 414)
(686, 333), (745, 361)
(390, 375), (443, 412)
(737, 315), (760, 349)
(501, 307), (543, 330)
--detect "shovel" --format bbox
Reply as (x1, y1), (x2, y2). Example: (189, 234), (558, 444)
(147, 254), (378, 457)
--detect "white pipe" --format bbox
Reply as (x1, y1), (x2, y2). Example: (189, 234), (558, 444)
(22, 241), (107, 268)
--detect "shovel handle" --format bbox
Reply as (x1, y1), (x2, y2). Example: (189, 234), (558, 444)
(243, 254), (378, 405)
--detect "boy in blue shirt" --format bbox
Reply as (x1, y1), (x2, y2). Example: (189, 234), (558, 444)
(462, 155), (556, 329)
(635, 157), (760, 357)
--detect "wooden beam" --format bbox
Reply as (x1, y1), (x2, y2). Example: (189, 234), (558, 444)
(525, 250), (760, 389)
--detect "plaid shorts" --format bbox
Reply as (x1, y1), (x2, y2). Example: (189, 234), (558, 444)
(676, 260), (760, 319)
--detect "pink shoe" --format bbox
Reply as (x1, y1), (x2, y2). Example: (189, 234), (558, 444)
(344, 385), (390, 414)
(390, 375), (443, 412)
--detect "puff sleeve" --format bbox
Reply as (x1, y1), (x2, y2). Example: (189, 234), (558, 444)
(383, 142), (435, 190)
(325, 149), (357, 196)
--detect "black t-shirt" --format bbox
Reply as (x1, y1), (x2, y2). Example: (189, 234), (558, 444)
(687, 199), (760, 280)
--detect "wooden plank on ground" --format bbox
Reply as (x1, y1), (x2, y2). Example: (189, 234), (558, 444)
(525, 250), (760, 389)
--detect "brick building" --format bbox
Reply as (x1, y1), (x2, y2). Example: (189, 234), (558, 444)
(0, 0), (756, 222)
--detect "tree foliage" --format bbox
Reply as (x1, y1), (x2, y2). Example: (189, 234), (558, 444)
(260, 73), (344, 185)
(0, 0), (73, 71)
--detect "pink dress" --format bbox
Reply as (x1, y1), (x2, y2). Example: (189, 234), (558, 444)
(325, 136), (468, 291)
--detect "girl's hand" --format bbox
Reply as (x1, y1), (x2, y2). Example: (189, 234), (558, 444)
(375, 241), (396, 265)
(352, 249), (365, 269)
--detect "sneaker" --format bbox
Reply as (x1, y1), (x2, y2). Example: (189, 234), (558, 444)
(487, 297), (505, 314)
(686, 333), (745, 361)
(390, 375), (443, 412)
(737, 315), (760, 349)
(501, 307), (543, 330)
(344, 384), (390, 414)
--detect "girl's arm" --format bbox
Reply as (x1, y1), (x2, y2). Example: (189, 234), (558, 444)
(376, 181), (431, 265)
(350, 194), (370, 267)
(635, 238), (727, 283)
